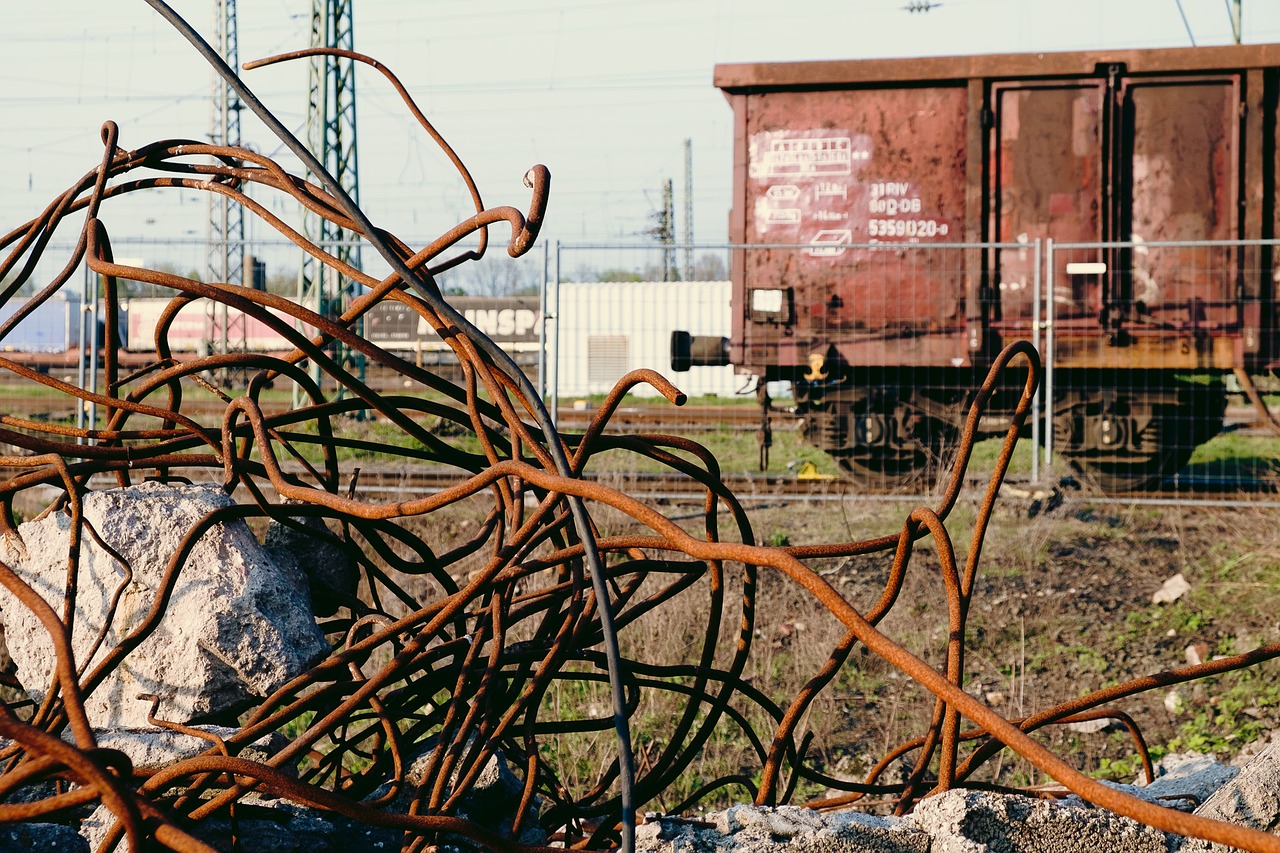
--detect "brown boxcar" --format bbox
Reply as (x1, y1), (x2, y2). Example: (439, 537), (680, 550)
(676, 44), (1280, 490)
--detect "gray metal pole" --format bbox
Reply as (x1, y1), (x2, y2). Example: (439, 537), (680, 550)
(538, 240), (548, 401)
(1043, 239), (1055, 473)
(550, 241), (561, 425)
(1031, 238), (1042, 484)
(76, 266), (90, 441)
(88, 274), (100, 441)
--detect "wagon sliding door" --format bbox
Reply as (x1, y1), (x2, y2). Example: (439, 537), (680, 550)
(991, 73), (1242, 361)
(989, 80), (1105, 333)
(1120, 75), (1241, 339)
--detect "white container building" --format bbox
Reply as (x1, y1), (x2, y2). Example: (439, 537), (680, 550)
(552, 280), (741, 399)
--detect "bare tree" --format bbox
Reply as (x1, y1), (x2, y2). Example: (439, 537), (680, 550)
(438, 254), (540, 296)
(693, 253), (727, 281)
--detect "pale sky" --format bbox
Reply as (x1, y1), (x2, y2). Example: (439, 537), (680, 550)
(3, 1), (1279, 279)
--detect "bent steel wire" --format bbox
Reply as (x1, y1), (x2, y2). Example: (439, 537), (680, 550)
(0, 5), (1276, 853)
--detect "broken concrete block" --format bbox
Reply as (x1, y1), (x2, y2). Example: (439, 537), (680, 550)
(86, 726), (292, 774)
(80, 796), (402, 853)
(1178, 740), (1280, 851)
(0, 482), (330, 728)
(637, 804), (929, 853)
(262, 503), (359, 617)
(0, 821), (89, 853)
(910, 789), (1172, 853)
(1127, 752), (1240, 809)
(1152, 573), (1191, 605)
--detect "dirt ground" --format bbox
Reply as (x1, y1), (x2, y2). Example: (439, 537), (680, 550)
(664, 489), (1280, 805)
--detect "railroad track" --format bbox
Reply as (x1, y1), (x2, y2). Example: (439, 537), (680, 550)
(6, 386), (1276, 437)
(347, 467), (1280, 502)
(3, 459), (1274, 505)
(0, 395), (782, 432)
(338, 466), (850, 500)
(2, 395), (1276, 501)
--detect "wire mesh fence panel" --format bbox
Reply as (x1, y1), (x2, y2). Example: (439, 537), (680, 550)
(555, 238), (1280, 505)
(553, 242), (1042, 492)
(10, 234), (1280, 503)
(1044, 240), (1280, 499)
(552, 243), (735, 401)
(546, 244), (762, 471)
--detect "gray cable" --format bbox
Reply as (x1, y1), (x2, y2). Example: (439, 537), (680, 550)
(1176, 0), (1198, 46)
(141, 2), (637, 847)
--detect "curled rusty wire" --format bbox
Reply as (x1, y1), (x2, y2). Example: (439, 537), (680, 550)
(0, 5), (1277, 853)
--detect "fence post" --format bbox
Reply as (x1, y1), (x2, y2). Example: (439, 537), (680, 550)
(1043, 238), (1055, 475)
(538, 240), (548, 404)
(1031, 238), (1042, 484)
(87, 269), (100, 441)
(77, 266), (91, 442)
(550, 241), (561, 425)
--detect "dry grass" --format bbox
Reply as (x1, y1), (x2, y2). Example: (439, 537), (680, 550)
(512, 493), (1280, 814)
(261, 465), (1280, 818)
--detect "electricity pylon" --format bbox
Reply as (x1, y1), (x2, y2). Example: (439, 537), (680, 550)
(296, 0), (364, 408)
(207, 0), (246, 369)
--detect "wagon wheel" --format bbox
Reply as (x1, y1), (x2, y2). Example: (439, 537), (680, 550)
(1065, 443), (1197, 494)
(837, 449), (941, 491)
(1058, 382), (1222, 493)
(834, 395), (960, 492)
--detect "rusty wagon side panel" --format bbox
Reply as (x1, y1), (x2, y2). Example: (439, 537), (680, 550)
(717, 44), (1280, 379)
(734, 86), (970, 373)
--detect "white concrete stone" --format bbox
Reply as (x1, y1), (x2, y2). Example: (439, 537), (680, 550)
(639, 804), (929, 853)
(1180, 740), (1280, 852)
(0, 482), (329, 728)
(912, 789), (1172, 853)
(86, 726), (292, 773)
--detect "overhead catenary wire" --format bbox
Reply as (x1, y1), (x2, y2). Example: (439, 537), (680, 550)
(1176, 0), (1198, 46)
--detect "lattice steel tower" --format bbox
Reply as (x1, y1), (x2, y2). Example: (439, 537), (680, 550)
(297, 0), (363, 403)
(207, 0), (246, 361)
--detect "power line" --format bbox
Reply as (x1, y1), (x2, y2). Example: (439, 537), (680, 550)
(298, 0), (364, 407)
(1175, 0), (1197, 46)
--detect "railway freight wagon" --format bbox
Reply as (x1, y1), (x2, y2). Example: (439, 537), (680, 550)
(674, 43), (1280, 491)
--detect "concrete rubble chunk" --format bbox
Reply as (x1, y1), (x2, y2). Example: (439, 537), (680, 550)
(635, 755), (1251, 853)
(0, 821), (89, 853)
(1152, 573), (1191, 605)
(1123, 752), (1240, 809)
(636, 804), (930, 853)
(85, 726), (293, 774)
(79, 797), (402, 853)
(1178, 740), (1280, 852)
(911, 789), (1172, 853)
(262, 502), (359, 617)
(0, 482), (330, 728)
